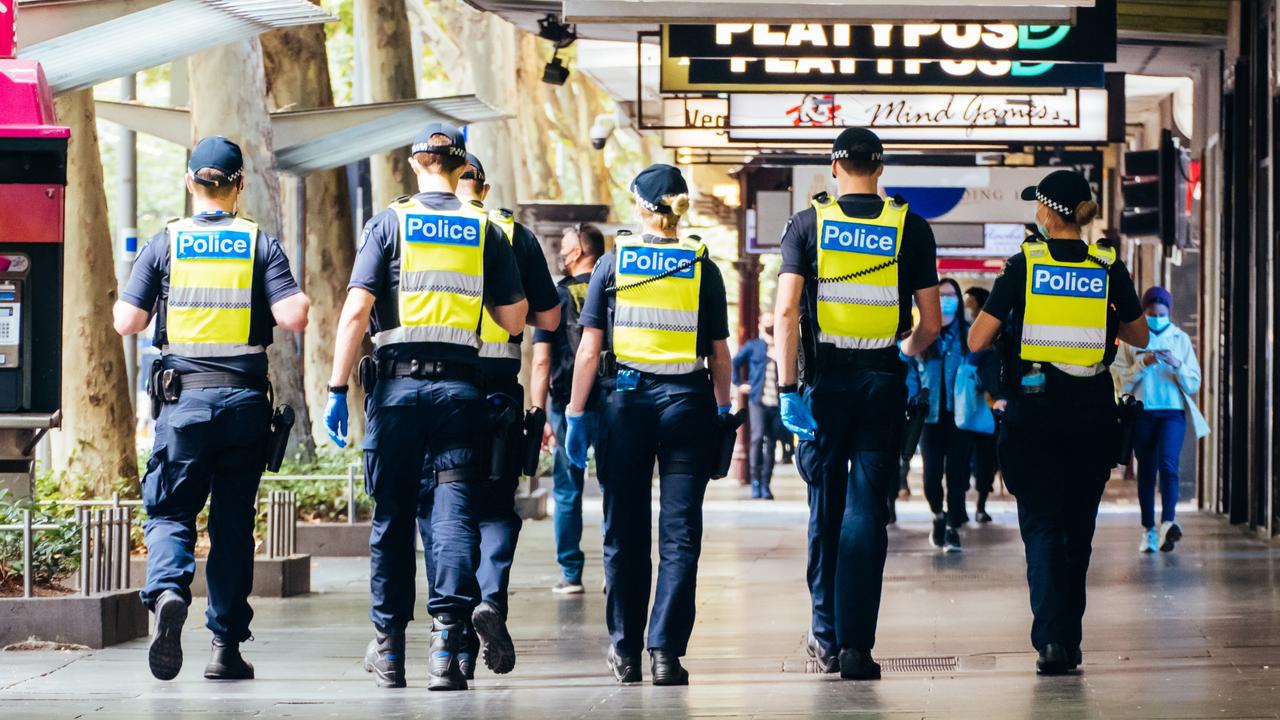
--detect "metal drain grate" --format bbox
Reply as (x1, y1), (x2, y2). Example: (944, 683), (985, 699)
(880, 656), (959, 673)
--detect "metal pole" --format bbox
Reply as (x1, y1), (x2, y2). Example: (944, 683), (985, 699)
(22, 509), (32, 598)
(79, 508), (89, 597)
(123, 508), (131, 589)
(117, 74), (139, 409)
(347, 464), (357, 525)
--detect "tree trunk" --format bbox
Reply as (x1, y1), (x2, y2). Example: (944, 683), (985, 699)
(355, 0), (417, 207)
(261, 7), (365, 445)
(51, 90), (138, 496)
(188, 39), (315, 459)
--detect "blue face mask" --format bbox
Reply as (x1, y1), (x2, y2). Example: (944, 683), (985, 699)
(940, 296), (960, 317)
(1147, 315), (1170, 333)
(1035, 221), (1050, 240)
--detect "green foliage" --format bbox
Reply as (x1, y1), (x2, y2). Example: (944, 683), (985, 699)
(264, 445), (370, 522)
(0, 483), (82, 588)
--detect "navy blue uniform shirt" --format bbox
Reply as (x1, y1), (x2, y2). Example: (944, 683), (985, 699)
(779, 193), (939, 362)
(348, 191), (525, 365)
(479, 220), (559, 383)
(533, 272), (596, 408)
(121, 213), (301, 378)
(579, 236), (731, 359)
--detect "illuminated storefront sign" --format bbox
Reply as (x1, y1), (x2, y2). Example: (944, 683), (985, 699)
(662, 0), (1115, 62)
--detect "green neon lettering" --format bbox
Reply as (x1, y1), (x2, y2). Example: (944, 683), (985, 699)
(1011, 61), (1054, 77)
(1018, 25), (1070, 50)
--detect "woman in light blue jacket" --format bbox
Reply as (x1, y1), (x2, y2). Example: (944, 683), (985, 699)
(1113, 287), (1204, 554)
(905, 278), (970, 553)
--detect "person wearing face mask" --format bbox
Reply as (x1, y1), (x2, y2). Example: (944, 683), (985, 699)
(531, 223), (605, 595)
(732, 318), (784, 499)
(904, 278), (972, 552)
(1113, 287), (1205, 554)
(962, 286), (1006, 523)
(970, 169), (1148, 675)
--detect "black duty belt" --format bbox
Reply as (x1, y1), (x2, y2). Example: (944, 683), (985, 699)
(817, 346), (903, 373)
(379, 358), (482, 385)
(176, 371), (269, 392)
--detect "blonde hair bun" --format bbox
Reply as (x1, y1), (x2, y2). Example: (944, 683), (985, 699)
(1074, 200), (1099, 226)
(665, 193), (690, 217)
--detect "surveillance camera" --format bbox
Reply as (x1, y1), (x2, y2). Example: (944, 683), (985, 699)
(589, 114), (616, 151)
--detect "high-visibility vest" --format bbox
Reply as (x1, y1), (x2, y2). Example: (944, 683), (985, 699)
(478, 209), (521, 360)
(1020, 239), (1116, 367)
(611, 236), (705, 375)
(372, 198), (487, 348)
(813, 195), (906, 350)
(164, 216), (261, 358)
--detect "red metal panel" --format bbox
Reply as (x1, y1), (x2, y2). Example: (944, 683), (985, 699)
(0, 1), (14, 60)
(0, 184), (64, 244)
(0, 60), (68, 138)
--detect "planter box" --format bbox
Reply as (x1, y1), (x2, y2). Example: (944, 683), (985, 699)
(0, 588), (147, 648)
(296, 522), (371, 557)
(129, 554), (311, 598)
(515, 487), (549, 521)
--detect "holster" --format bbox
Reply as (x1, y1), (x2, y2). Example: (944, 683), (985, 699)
(359, 355), (378, 394)
(597, 350), (618, 379)
(522, 406), (547, 477)
(147, 359), (164, 420)
(486, 394), (522, 483)
(264, 404), (295, 473)
(711, 409), (746, 480)
(1115, 394), (1143, 466)
(901, 388), (931, 461)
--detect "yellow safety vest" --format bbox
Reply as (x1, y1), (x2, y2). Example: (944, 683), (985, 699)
(813, 196), (906, 350)
(373, 198), (487, 348)
(612, 236), (705, 375)
(1020, 240), (1116, 367)
(478, 209), (521, 360)
(164, 216), (261, 358)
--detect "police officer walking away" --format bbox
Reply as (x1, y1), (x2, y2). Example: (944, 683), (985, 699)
(565, 164), (732, 685)
(323, 124), (527, 690)
(531, 223), (605, 594)
(114, 136), (310, 681)
(969, 169), (1148, 674)
(773, 128), (941, 679)
(414, 152), (560, 679)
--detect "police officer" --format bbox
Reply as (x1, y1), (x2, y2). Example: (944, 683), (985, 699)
(114, 136), (310, 681)
(565, 164), (732, 685)
(969, 170), (1147, 674)
(531, 222), (605, 595)
(773, 127), (941, 679)
(414, 153), (560, 680)
(323, 124), (527, 690)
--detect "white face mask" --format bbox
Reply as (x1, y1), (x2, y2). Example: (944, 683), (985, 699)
(964, 308), (976, 324)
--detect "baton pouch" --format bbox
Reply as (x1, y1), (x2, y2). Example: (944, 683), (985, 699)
(522, 406), (547, 477)
(486, 394), (522, 483)
(358, 355), (378, 395)
(901, 388), (931, 461)
(597, 350), (618, 379)
(711, 409), (747, 480)
(1115, 394), (1143, 466)
(147, 359), (164, 420)
(264, 405), (295, 473)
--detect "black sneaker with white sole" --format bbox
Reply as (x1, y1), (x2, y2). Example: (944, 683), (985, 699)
(943, 527), (963, 553)
(930, 514), (946, 549)
(472, 602), (516, 675)
(552, 578), (585, 595)
(148, 590), (187, 681)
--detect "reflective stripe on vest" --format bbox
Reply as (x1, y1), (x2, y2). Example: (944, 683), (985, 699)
(813, 197), (906, 350)
(1020, 240), (1115, 367)
(478, 210), (521, 360)
(612, 237), (705, 375)
(372, 199), (487, 349)
(164, 216), (263, 358)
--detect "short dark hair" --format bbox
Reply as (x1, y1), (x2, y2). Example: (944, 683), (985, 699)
(412, 134), (466, 174)
(836, 157), (883, 178)
(191, 168), (239, 199)
(575, 223), (605, 259)
(964, 286), (990, 307)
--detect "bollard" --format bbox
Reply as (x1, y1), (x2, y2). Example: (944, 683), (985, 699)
(22, 509), (32, 598)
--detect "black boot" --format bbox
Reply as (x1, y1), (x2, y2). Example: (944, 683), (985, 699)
(649, 649), (689, 686)
(806, 632), (838, 674)
(607, 645), (641, 683)
(761, 478), (774, 500)
(751, 479), (762, 499)
(930, 514), (946, 548)
(204, 637), (254, 680)
(472, 601), (516, 675)
(976, 493), (992, 523)
(148, 590), (187, 681)
(839, 647), (881, 680)
(1036, 643), (1072, 676)
(363, 630), (406, 688)
(458, 623), (479, 680)
(427, 617), (469, 691)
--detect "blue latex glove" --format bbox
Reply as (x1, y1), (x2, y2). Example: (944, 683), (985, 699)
(780, 392), (817, 442)
(324, 391), (348, 448)
(717, 404), (732, 415)
(565, 413), (589, 468)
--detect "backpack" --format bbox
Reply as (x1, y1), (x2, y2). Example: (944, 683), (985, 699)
(954, 363), (995, 435)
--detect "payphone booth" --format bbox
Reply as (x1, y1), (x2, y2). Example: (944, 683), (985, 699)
(0, 11), (69, 500)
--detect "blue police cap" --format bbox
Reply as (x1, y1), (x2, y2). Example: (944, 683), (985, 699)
(1021, 169), (1093, 220)
(463, 153), (486, 182)
(831, 127), (883, 162)
(631, 164), (688, 213)
(411, 122), (466, 159)
(188, 136), (244, 187)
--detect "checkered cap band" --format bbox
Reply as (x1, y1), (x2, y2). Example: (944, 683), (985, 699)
(1037, 190), (1073, 216)
(411, 141), (466, 158)
(832, 149), (883, 161)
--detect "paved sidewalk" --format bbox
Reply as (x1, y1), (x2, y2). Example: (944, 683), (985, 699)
(2, 469), (1278, 719)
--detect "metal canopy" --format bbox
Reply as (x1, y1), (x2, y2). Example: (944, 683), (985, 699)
(94, 96), (507, 173)
(16, 0), (335, 94)
(562, 0), (1086, 23)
